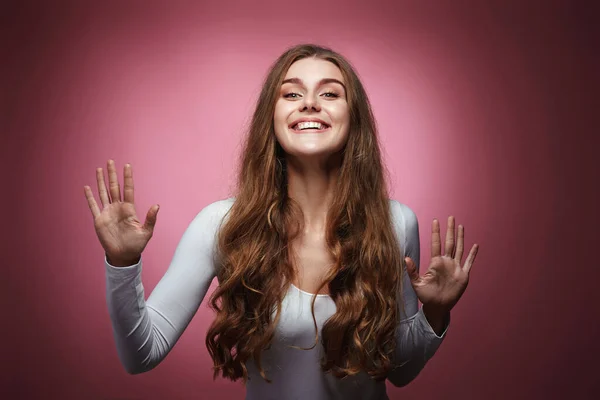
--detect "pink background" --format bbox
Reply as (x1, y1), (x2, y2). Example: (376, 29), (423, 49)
(3, 0), (597, 399)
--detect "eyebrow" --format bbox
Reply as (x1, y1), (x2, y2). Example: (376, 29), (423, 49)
(281, 77), (346, 92)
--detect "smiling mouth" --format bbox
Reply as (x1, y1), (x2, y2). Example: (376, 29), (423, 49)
(290, 122), (331, 133)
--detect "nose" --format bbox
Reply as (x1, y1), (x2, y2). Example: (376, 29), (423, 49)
(300, 94), (320, 112)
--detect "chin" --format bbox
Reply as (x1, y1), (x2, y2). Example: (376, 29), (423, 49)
(282, 144), (346, 161)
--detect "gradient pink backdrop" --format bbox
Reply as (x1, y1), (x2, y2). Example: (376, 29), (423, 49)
(3, 0), (598, 399)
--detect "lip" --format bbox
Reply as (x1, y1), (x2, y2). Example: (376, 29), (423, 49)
(290, 126), (331, 134)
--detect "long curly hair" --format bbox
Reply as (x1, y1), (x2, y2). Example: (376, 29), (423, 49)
(205, 43), (406, 384)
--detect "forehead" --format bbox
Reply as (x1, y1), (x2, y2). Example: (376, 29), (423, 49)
(284, 58), (344, 83)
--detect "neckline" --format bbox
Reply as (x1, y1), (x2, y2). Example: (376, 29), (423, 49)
(290, 283), (331, 298)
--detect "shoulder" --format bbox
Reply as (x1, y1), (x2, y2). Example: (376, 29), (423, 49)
(388, 199), (419, 254)
(388, 198), (418, 231)
(196, 197), (236, 220)
(187, 197), (236, 237)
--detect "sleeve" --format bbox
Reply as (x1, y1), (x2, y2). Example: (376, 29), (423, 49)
(386, 201), (450, 387)
(104, 199), (231, 374)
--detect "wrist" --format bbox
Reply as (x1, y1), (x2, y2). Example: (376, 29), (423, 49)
(422, 304), (450, 336)
(106, 253), (140, 267)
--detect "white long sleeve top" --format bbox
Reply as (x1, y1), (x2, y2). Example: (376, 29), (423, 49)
(105, 198), (449, 400)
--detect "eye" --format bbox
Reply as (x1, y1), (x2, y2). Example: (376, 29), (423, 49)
(322, 91), (340, 98)
(283, 92), (300, 98)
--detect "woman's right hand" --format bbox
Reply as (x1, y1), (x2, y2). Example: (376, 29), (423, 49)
(84, 159), (160, 267)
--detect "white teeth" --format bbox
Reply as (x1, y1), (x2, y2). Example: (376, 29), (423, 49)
(295, 121), (326, 130)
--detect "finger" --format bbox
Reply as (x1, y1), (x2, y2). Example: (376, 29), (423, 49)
(431, 219), (441, 258)
(404, 257), (421, 284)
(444, 216), (455, 257)
(96, 167), (110, 207)
(463, 244), (479, 275)
(123, 163), (134, 204)
(143, 204), (160, 232)
(107, 159), (122, 203)
(84, 185), (101, 219)
(454, 225), (464, 263)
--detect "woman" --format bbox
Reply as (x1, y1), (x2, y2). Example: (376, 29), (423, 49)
(84, 44), (479, 400)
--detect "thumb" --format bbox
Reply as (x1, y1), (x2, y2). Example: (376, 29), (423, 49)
(405, 257), (420, 284)
(144, 204), (160, 232)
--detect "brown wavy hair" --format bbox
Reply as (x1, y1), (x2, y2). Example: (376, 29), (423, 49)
(205, 43), (406, 384)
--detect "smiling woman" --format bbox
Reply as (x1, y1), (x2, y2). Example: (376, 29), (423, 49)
(274, 60), (350, 161)
(86, 43), (478, 400)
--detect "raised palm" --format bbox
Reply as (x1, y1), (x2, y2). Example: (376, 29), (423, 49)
(84, 160), (160, 265)
(405, 216), (479, 313)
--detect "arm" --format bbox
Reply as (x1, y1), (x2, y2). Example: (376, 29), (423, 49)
(104, 198), (234, 374)
(386, 201), (450, 387)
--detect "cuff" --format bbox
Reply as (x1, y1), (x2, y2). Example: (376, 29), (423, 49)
(104, 254), (143, 283)
(417, 307), (450, 339)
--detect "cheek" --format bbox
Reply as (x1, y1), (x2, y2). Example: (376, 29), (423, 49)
(329, 103), (350, 124)
(273, 102), (290, 138)
(273, 102), (284, 123)
(274, 103), (292, 127)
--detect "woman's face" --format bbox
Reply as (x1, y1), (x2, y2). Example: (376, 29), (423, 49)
(273, 58), (350, 163)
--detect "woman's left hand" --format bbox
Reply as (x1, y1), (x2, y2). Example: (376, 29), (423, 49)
(405, 216), (479, 316)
